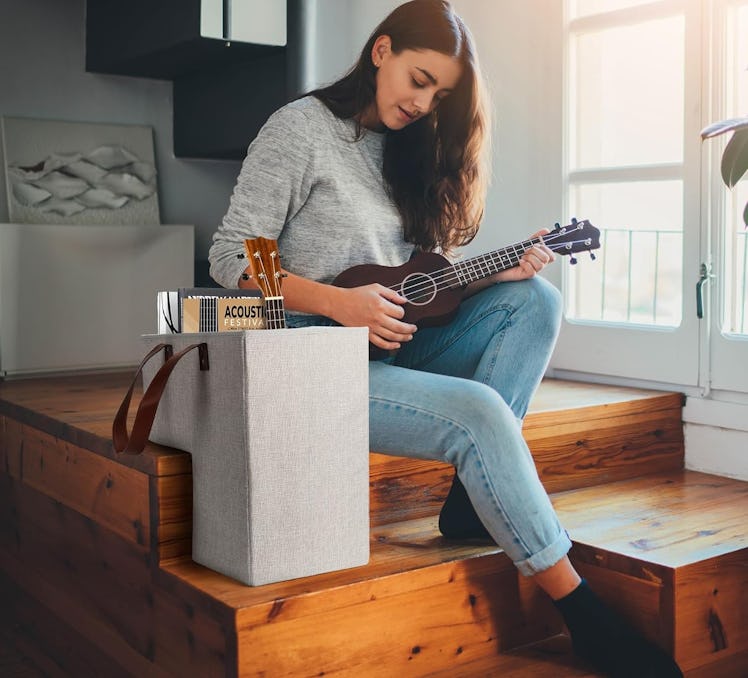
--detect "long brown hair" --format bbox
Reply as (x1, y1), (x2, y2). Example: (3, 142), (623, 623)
(309, 0), (490, 253)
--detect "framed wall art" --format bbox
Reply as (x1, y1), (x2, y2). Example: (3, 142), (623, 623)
(0, 116), (160, 225)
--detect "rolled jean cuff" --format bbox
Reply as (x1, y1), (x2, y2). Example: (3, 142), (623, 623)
(514, 529), (572, 577)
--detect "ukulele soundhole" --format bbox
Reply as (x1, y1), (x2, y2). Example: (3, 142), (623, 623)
(400, 272), (438, 306)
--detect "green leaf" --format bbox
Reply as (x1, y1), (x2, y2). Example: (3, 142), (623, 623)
(701, 116), (748, 139)
(744, 200), (748, 229)
(721, 127), (748, 188)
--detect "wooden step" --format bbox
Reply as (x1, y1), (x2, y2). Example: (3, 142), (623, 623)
(554, 470), (748, 676)
(1, 373), (745, 677)
(371, 380), (684, 525)
(152, 470), (746, 677)
(159, 517), (564, 677)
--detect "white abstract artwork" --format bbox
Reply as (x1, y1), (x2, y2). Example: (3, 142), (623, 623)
(0, 117), (160, 225)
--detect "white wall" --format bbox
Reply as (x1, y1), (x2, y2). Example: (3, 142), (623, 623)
(0, 0), (241, 261)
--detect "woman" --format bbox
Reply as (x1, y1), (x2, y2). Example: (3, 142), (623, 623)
(209, 2), (682, 676)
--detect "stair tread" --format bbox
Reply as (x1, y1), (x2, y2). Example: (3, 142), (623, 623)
(163, 469), (747, 618)
(554, 469), (748, 567)
(525, 379), (682, 422)
(0, 375), (681, 472)
(162, 514), (509, 614)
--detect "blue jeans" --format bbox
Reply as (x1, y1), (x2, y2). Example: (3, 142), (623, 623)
(287, 277), (571, 576)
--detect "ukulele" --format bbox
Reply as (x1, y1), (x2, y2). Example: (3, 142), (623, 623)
(332, 219), (601, 359)
(242, 237), (287, 329)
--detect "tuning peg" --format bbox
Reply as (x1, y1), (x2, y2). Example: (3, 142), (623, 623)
(554, 222), (560, 229)
(570, 256), (578, 265)
(241, 273), (250, 280)
(237, 253), (246, 259)
(590, 252), (596, 261)
(571, 217), (578, 226)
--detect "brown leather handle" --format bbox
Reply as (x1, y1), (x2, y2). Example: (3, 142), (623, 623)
(112, 342), (209, 455)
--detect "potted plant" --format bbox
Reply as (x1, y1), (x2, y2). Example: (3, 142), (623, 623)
(701, 116), (748, 227)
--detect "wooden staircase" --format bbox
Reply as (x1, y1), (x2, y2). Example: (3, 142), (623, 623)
(0, 373), (746, 677)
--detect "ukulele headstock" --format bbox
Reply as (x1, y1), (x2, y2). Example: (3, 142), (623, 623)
(243, 237), (287, 329)
(545, 218), (601, 264)
(243, 237), (284, 299)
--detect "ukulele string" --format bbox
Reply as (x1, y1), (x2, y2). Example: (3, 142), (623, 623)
(268, 250), (282, 298)
(268, 251), (286, 329)
(384, 238), (542, 296)
(253, 251), (271, 299)
(387, 231), (592, 299)
(267, 249), (286, 326)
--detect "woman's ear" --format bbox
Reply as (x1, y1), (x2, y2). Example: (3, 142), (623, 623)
(371, 35), (391, 68)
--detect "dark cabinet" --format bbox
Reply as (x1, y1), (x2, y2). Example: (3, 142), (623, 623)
(85, 0), (302, 159)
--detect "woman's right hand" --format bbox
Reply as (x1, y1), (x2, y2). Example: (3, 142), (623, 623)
(331, 284), (418, 351)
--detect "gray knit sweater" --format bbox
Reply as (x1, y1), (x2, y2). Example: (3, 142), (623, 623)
(208, 96), (414, 300)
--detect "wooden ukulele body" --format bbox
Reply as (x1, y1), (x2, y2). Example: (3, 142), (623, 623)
(332, 251), (467, 329)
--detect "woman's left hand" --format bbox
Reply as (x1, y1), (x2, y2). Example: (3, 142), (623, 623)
(491, 228), (556, 283)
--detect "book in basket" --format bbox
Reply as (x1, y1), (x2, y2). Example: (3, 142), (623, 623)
(157, 288), (265, 333)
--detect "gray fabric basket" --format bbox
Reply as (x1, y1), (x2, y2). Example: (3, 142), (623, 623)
(141, 328), (370, 586)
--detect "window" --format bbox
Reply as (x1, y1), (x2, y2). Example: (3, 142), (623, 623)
(556, 0), (748, 391)
(565, 2), (687, 328)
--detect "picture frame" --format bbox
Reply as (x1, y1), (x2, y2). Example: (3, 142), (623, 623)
(0, 116), (160, 225)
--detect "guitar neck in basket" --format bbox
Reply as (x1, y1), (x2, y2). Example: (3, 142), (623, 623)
(243, 237), (287, 330)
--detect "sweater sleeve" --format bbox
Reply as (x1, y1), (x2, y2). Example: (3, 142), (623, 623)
(208, 104), (316, 288)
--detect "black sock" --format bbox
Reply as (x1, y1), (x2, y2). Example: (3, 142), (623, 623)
(438, 473), (493, 541)
(554, 580), (683, 678)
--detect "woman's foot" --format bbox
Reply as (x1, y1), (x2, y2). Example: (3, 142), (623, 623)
(554, 579), (683, 677)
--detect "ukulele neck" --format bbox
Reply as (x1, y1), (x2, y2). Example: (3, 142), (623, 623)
(452, 238), (540, 286)
(264, 297), (287, 330)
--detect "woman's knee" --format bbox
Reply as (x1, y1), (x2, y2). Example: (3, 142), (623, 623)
(524, 276), (562, 323)
(441, 381), (520, 463)
(482, 276), (562, 341)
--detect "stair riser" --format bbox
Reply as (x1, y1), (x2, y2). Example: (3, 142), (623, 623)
(674, 551), (748, 672)
(236, 558), (562, 677)
(0, 470), (230, 678)
(370, 401), (684, 525)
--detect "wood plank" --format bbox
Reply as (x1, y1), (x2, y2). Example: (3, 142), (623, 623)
(1, 375), (681, 483)
(234, 555), (560, 677)
(554, 471), (748, 568)
(526, 380), (683, 423)
(0, 373), (191, 477)
(0, 416), (6, 479)
(673, 550), (748, 672)
(684, 648), (748, 678)
(0, 416), (23, 480)
(19, 422), (150, 548)
(370, 402), (684, 526)
(0, 571), (134, 678)
(528, 406), (684, 493)
(0, 476), (230, 678)
(0, 630), (48, 678)
(0, 477), (158, 657)
(162, 516), (507, 614)
(152, 583), (233, 678)
(424, 634), (603, 677)
(369, 453), (453, 526)
(153, 473), (193, 562)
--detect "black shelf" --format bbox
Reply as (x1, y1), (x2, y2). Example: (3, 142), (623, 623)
(85, 0), (300, 159)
